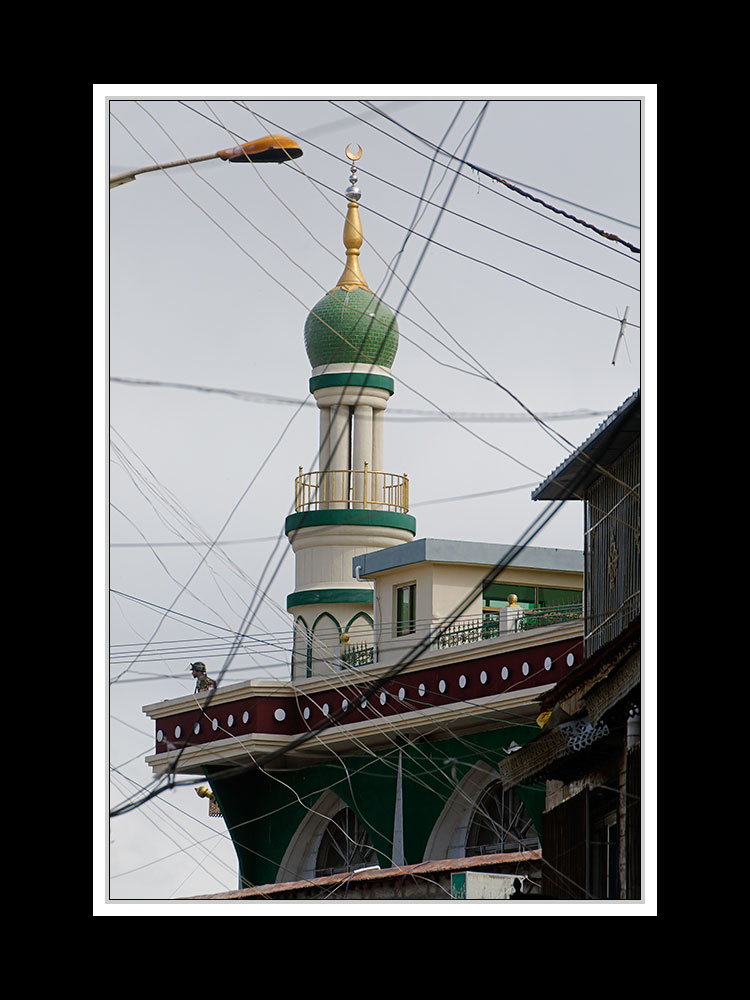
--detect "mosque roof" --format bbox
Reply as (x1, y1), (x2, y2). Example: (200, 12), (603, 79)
(304, 144), (399, 370)
(304, 287), (399, 368)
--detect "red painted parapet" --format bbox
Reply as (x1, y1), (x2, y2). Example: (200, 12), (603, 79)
(151, 636), (583, 755)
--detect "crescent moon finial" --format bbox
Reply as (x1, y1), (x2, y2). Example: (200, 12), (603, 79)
(344, 144), (362, 203)
(333, 145), (368, 290)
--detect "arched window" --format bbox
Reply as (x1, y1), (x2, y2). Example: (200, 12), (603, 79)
(466, 781), (539, 856)
(292, 616), (312, 678)
(307, 612), (341, 677)
(315, 806), (378, 876)
(344, 611), (374, 634)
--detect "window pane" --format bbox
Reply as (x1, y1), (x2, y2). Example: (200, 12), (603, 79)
(536, 586), (582, 608)
(483, 583), (535, 608)
(315, 807), (378, 876)
(396, 584), (415, 636)
(466, 781), (540, 855)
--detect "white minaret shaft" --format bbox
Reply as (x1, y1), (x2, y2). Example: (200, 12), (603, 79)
(286, 145), (415, 679)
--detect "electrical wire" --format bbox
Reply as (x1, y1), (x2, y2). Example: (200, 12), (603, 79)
(107, 170), (636, 720)
(223, 97), (642, 273)
(178, 99), (641, 311)
(113, 592), (607, 896)
(107, 103), (640, 900)
(240, 100), (641, 267)
(110, 491), (566, 817)
(113, 103), (638, 500)
(161, 103), (492, 774)
(110, 101), (516, 820)
(354, 99), (641, 252)
(357, 101), (640, 232)
(221, 102), (640, 484)
(109, 376), (612, 424)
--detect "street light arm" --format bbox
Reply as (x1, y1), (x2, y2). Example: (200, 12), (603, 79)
(109, 152), (219, 188)
(109, 135), (302, 188)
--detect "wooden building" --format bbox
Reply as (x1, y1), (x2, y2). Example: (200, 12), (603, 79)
(496, 391), (641, 900)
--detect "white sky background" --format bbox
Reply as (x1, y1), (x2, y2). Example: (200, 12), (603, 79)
(98, 86), (654, 913)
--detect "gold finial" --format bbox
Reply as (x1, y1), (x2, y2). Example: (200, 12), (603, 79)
(332, 145), (369, 292)
(196, 786), (222, 818)
(508, 594), (518, 606)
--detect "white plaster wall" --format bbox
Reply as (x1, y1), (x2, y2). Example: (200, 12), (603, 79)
(288, 602), (376, 678)
(289, 525), (415, 592)
(430, 564), (485, 621)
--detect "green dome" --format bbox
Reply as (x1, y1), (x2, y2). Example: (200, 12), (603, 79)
(304, 287), (399, 368)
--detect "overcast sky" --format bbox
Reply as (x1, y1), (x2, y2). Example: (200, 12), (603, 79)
(99, 85), (653, 913)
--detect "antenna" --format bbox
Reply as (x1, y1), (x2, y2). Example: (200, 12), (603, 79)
(611, 306), (630, 366)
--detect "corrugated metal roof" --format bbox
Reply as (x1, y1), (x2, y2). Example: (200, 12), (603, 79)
(531, 390), (640, 502)
(185, 849), (542, 900)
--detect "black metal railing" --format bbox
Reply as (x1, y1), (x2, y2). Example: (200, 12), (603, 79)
(435, 605), (582, 650)
(340, 643), (375, 668)
(516, 604), (583, 632)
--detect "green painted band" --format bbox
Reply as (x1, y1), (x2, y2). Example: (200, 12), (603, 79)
(287, 588), (374, 610)
(285, 509), (417, 534)
(309, 373), (394, 394)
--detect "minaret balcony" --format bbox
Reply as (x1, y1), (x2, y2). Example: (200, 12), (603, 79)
(295, 465), (409, 513)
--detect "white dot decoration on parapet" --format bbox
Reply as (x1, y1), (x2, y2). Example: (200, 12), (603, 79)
(242, 711), (249, 724)
(379, 691), (387, 706)
(501, 666), (509, 680)
(399, 687), (406, 701)
(342, 699), (349, 712)
(323, 703), (330, 716)
(274, 707), (286, 722)
(419, 682), (426, 697)
(156, 729), (164, 743)
(227, 714), (234, 727)
(522, 662), (530, 676)
(175, 725), (182, 739)
(303, 706), (311, 720)
(439, 679), (447, 693)
(360, 697), (367, 709)
(567, 652), (575, 667)
(544, 656), (552, 671)
(459, 675), (467, 689)
(193, 722), (201, 735)
(480, 670), (488, 685)
(212, 718), (218, 731)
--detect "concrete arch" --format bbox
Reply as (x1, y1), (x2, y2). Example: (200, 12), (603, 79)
(422, 761), (499, 862)
(343, 611), (374, 649)
(307, 612), (342, 674)
(276, 788), (348, 883)
(311, 611), (342, 638)
(344, 611), (374, 631)
(292, 615), (311, 678)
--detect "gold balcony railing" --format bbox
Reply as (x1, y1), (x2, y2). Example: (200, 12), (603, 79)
(295, 463), (409, 513)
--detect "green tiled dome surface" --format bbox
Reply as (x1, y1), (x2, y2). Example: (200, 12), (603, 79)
(304, 288), (399, 368)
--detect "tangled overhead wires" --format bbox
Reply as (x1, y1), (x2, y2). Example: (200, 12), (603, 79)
(355, 100), (641, 254)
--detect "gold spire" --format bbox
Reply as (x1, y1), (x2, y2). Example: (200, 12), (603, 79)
(332, 144), (370, 292)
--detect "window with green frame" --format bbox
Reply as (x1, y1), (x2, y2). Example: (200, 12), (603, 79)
(482, 582), (581, 612)
(396, 583), (416, 636)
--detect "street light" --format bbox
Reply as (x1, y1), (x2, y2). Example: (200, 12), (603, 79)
(110, 134), (303, 188)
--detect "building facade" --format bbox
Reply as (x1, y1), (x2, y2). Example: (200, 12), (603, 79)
(142, 152), (603, 898)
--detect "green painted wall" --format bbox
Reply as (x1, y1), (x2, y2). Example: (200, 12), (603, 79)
(207, 724), (544, 889)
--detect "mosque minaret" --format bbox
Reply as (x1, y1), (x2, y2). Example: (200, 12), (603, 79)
(285, 146), (416, 678)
